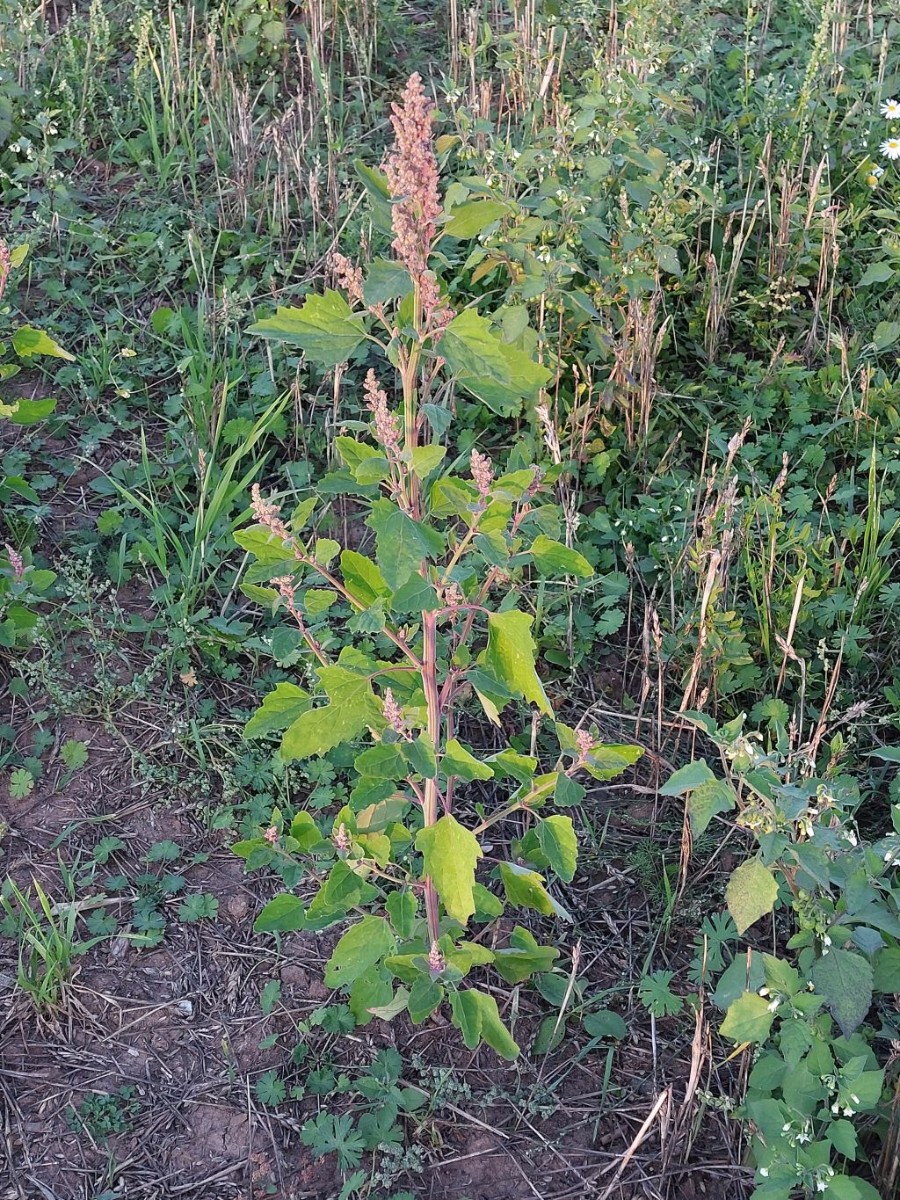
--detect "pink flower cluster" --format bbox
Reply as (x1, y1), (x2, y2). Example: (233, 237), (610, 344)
(384, 74), (452, 331)
(364, 370), (402, 457)
(470, 449), (493, 500)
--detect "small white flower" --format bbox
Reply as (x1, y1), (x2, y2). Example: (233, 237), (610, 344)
(851, 1094), (860, 1104)
(881, 137), (900, 159)
(767, 999), (780, 1012)
(816, 1184), (827, 1194)
(882, 99), (900, 119)
(824, 935), (832, 947)
(759, 1168), (769, 1178)
(782, 1122), (792, 1132)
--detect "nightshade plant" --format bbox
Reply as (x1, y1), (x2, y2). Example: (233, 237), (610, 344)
(233, 74), (642, 1056)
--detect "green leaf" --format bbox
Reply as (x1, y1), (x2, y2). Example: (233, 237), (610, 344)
(873, 946), (900, 993)
(442, 738), (494, 782)
(660, 759), (715, 795)
(440, 308), (552, 416)
(528, 535), (593, 579)
(581, 742), (643, 781)
(859, 261), (894, 286)
(408, 978), (444, 1023)
(178, 893), (219, 921)
(720, 991), (776, 1043)
(60, 740), (88, 769)
(825, 1178), (882, 1200)
(8, 396), (57, 424)
(324, 916), (397, 989)
(410, 445), (446, 478)
(535, 815), (578, 882)
(825, 1119), (858, 1160)
(811, 949), (874, 1038)
(583, 1010), (627, 1040)
(637, 970), (683, 1017)
(340, 550), (391, 606)
(416, 814), (482, 925)
(449, 988), (519, 1059)
(245, 682), (310, 738)
(254, 894), (307, 933)
(367, 498), (442, 590)
(404, 735), (437, 779)
(481, 610), (551, 715)
(686, 779), (736, 836)
(363, 258), (413, 307)
(726, 859), (778, 935)
(874, 320), (900, 351)
(282, 652), (382, 760)
(492, 927), (559, 983)
(248, 291), (367, 368)
(498, 862), (571, 920)
(12, 325), (75, 361)
(386, 890), (417, 938)
(444, 198), (511, 238)
(255, 1070), (286, 1106)
(349, 966), (394, 1025)
(260, 979), (281, 1015)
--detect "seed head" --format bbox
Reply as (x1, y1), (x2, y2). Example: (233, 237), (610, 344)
(333, 252), (364, 306)
(5, 544), (24, 582)
(250, 484), (290, 541)
(427, 940), (445, 974)
(364, 370), (402, 457)
(0, 242), (10, 303)
(470, 449), (493, 499)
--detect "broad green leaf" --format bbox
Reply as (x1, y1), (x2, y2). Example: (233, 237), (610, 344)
(234, 524), (292, 563)
(306, 861), (379, 926)
(10, 243), (28, 268)
(244, 682), (310, 738)
(873, 946), (900, 993)
(482, 610), (551, 714)
(859, 261), (894, 286)
(825, 1119), (858, 1160)
(874, 320), (900, 351)
(254, 894), (307, 933)
(528, 535), (593, 579)
(440, 308), (552, 416)
(282, 652), (383, 760)
(442, 738), (494, 782)
(720, 991), (776, 1043)
(825, 1178), (882, 1200)
(389, 575), (440, 614)
(248, 291), (367, 368)
(363, 258), (413, 308)
(444, 198), (511, 238)
(582, 742), (643, 781)
(726, 858), (778, 934)
(687, 779), (736, 836)
(340, 549), (391, 606)
(290, 811), (322, 851)
(535, 815), (578, 882)
(404, 735), (437, 779)
(582, 1010), (627, 1040)
(349, 966), (393, 1026)
(660, 759), (715, 796)
(408, 978), (444, 1023)
(410, 445), (446, 478)
(449, 988), (519, 1059)
(416, 814), (482, 925)
(386, 890), (418, 939)
(325, 916), (397, 989)
(498, 862), (571, 920)
(367, 498), (443, 590)
(354, 743), (408, 780)
(811, 949), (874, 1038)
(492, 927), (559, 983)
(314, 538), (340, 565)
(12, 325), (75, 361)
(8, 396), (57, 425)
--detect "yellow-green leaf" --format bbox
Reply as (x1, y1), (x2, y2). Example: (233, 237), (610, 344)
(726, 858), (779, 935)
(415, 814), (482, 925)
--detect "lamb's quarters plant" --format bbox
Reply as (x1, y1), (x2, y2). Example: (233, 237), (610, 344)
(232, 74), (642, 1056)
(668, 716), (900, 1198)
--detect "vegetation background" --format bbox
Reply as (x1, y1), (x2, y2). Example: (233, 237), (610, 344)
(1, 1), (900, 1198)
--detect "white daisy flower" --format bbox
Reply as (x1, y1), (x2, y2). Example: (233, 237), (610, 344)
(882, 99), (900, 119)
(881, 137), (900, 159)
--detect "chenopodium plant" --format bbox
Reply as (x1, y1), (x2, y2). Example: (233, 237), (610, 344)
(668, 717), (894, 1200)
(233, 75), (643, 1057)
